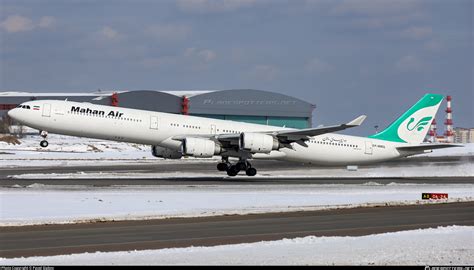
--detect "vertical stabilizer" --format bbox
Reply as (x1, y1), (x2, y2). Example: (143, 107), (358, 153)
(369, 94), (444, 144)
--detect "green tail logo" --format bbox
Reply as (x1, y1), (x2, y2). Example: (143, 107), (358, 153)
(406, 116), (432, 132)
(369, 94), (443, 144)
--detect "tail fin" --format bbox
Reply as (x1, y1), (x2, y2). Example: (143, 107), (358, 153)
(369, 94), (443, 144)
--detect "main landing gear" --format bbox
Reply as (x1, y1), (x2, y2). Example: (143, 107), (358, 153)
(39, 130), (49, 148)
(217, 157), (257, 177)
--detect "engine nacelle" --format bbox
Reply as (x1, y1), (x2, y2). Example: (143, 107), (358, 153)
(151, 145), (183, 159)
(182, 138), (221, 158)
(239, 133), (279, 153)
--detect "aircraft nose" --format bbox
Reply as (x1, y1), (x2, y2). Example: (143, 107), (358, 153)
(7, 108), (18, 120)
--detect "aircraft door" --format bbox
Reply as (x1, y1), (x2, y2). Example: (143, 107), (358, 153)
(150, 116), (159, 130)
(210, 124), (216, 135)
(365, 141), (373, 155)
(42, 103), (51, 117)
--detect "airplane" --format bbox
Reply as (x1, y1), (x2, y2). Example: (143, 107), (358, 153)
(7, 93), (460, 176)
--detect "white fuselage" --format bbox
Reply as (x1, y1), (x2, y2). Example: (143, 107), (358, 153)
(9, 100), (405, 165)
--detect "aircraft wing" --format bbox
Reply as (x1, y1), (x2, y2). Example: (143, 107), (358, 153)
(171, 115), (367, 147)
(273, 115), (366, 143)
(396, 144), (463, 152)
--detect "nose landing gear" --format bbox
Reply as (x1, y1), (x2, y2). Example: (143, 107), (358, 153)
(39, 130), (49, 148)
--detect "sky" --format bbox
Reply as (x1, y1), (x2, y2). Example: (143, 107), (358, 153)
(0, 0), (472, 135)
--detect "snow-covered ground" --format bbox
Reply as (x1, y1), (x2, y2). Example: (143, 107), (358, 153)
(0, 134), (154, 161)
(1, 183), (472, 226)
(2, 226), (472, 265)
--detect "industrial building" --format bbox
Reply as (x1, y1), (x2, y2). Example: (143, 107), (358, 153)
(425, 94), (473, 144)
(0, 89), (315, 129)
(454, 127), (474, 143)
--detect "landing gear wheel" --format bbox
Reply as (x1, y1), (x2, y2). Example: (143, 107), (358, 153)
(40, 140), (49, 148)
(236, 162), (247, 171)
(245, 167), (257, 176)
(226, 165), (239, 176)
(217, 162), (229, 171)
(39, 130), (49, 148)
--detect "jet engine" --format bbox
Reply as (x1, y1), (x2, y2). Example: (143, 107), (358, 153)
(239, 133), (279, 153)
(151, 145), (183, 159)
(182, 137), (222, 158)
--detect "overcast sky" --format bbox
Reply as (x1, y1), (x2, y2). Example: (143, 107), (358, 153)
(0, 0), (472, 135)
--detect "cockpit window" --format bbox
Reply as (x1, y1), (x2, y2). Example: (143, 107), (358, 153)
(26, 105), (30, 109)
(18, 105), (31, 109)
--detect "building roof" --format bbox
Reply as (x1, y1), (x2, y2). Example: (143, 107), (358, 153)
(0, 90), (215, 97)
(0, 89), (315, 118)
(0, 91), (111, 97)
(188, 89), (315, 117)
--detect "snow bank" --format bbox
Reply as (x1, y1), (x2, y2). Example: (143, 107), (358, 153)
(0, 134), (152, 162)
(2, 226), (472, 265)
(1, 183), (472, 226)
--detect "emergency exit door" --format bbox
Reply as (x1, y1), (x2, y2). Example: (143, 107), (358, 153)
(42, 103), (51, 117)
(365, 141), (373, 155)
(150, 116), (159, 130)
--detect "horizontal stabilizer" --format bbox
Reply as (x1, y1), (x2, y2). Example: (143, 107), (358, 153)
(397, 144), (463, 152)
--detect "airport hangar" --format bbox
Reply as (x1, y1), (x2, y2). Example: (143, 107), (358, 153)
(0, 89), (315, 129)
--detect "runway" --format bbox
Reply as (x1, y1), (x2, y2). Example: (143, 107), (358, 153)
(1, 202), (473, 258)
(1, 176), (473, 186)
(1, 155), (473, 186)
